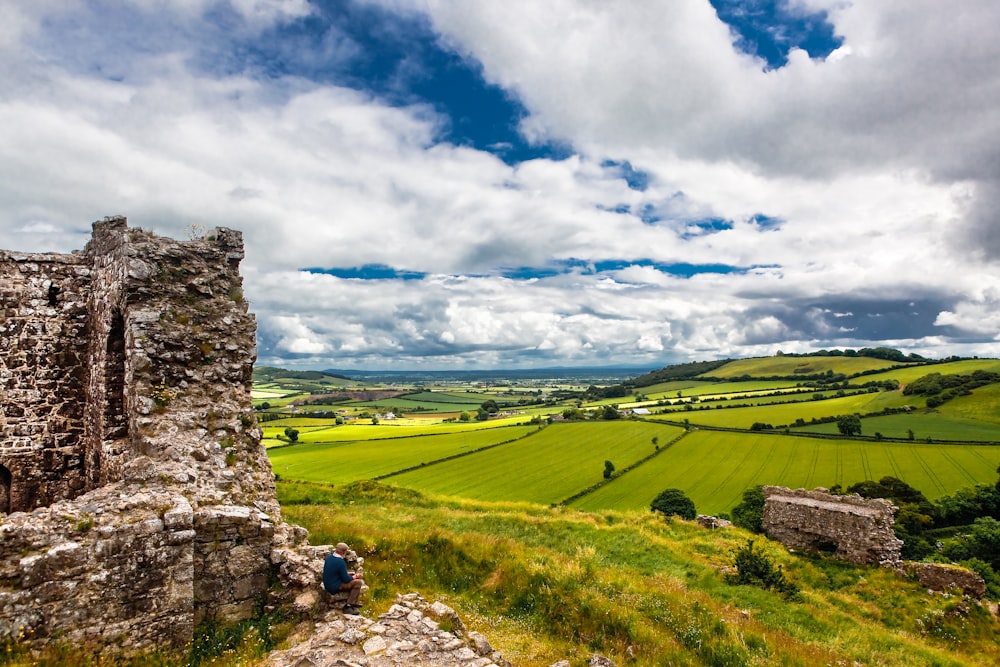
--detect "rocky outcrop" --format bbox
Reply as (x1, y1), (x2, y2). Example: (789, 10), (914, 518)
(898, 562), (986, 598)
(266, 593), (513, 667)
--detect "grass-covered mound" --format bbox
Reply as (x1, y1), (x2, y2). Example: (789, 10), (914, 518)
(280, 480), (1000, 667)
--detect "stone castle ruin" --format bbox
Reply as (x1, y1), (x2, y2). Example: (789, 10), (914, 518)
(0, 217), (333, 652)
(761, 486), (903, 565)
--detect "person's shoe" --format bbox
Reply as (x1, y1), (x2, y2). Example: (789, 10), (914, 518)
(342, 605), (360, 615)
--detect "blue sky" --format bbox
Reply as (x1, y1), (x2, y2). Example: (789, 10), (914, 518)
(2, 1), (999, 369)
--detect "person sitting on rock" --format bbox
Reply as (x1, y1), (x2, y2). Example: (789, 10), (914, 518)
(323, 542), (366, 615)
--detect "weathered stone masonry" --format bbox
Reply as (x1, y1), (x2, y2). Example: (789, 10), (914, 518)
(762, 486), (903, 566)
(0, 217), (331, 652)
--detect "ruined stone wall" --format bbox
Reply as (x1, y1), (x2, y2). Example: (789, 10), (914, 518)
(0, 217), (325, 654)
(0, 249), (90, 512)
(0, 484), (196, 647)
(762, 486), (903, 565)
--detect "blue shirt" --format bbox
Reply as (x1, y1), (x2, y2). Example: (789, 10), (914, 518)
(323, 554), (352, 592)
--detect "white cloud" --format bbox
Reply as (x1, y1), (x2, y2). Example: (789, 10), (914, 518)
(1, 1), (998, 368)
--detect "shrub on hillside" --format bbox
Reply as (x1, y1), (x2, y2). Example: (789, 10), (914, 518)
(651, 488), (696, 520)
(727, 540), (798, 598)
(732, 486), (766, 534)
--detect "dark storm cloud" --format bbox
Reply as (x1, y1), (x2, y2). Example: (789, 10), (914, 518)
(742, 295), (964, 345)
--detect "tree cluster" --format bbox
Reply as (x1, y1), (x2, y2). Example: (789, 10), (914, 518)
(902, 370), (1000, 408)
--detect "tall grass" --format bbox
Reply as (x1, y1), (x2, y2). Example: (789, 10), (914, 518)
(279, 480), (1000, 667)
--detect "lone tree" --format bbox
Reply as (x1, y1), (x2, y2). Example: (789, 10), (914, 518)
(283, 427), (299, 443)
(604, 460), (616, 479)
(651, 488), (696, 520)
(836, 414), (862, 436)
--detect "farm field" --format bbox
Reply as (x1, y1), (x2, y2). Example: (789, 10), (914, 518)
(344, 392), (499, 412)
(268, 424), (540, 485)
(383, 422), (685, 505)
(570, 430), (1000, 515)
(793, 412), (1000, 442)
(260, 356), (1000, 513)
(663, 379), (801, 397)
(262, 416), (532, 445)
(938, 383), (1000, 424)
(701, 355), (902, 378)
(869, 358), (1000, 386)
(648, 391), (913, 429)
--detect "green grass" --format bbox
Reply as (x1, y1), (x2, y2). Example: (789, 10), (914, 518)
(649, 390), (915, 429)
(277, 480), (1000, 667)
(384, 422), (683, 504)
(263, 417), (528, 444)
(345, 398), (482, 412)
(940, 383), (1000, 425)
(868, 359), (1000, 386)
(268, 424), (540, 484)
(571, 430), (1000, 514)
(704, 356), (905, 378)
(795, 412), (1000, 442)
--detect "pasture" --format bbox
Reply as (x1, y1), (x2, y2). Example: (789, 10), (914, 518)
(381, 422), (684, 505)
(262, 416), (531, 445)
(261, 356), (1000, 514)
(701, 355), (902, 378)
(873, 358), (1000, 386)
(571, 430), (1000, 515)
(268, 424), (540, 485)
(794, 412), (1000, 442)
(648, 391), (913, 430)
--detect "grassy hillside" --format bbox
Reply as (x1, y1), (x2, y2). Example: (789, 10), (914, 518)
(278, 480), (1000, 667)
(704, 355), (906, 379)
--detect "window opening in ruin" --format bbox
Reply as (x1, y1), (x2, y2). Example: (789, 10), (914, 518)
(104, 311), (127, 439)
(47, 283), (60, 306)
(0, 464), (10, 514)
(815, 539), (839, 555)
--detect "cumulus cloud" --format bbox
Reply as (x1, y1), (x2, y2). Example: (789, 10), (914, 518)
(2, 0), (999, 368)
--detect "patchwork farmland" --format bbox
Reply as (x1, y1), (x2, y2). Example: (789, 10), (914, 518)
(259, 354), (1000, 514)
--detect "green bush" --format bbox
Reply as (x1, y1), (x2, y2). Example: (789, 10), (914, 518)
(727, 540), (799, 598)
(731, 485), (766, 533)
(650, 488), (696, 520)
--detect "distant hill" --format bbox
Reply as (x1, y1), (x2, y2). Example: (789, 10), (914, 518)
(253, 366), (352, 382)
(627, 359), (733, 387)
(703, 355), (910, 380)
(627, 348), (932, 388)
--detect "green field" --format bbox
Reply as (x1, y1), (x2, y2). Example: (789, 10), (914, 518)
(794, 412), (1000, 442)
(873, 358), (1000, 386)
(262, 416), (532, 444)
(571, 430), (1000, 515)
(703, 356), (903, 378)
(649, 391), (913, 429)
(383, 422), (684, 504)
(261, 357), (1000, 513)
(939, 382), (1000, 424)
(268, 424), (540, 484)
